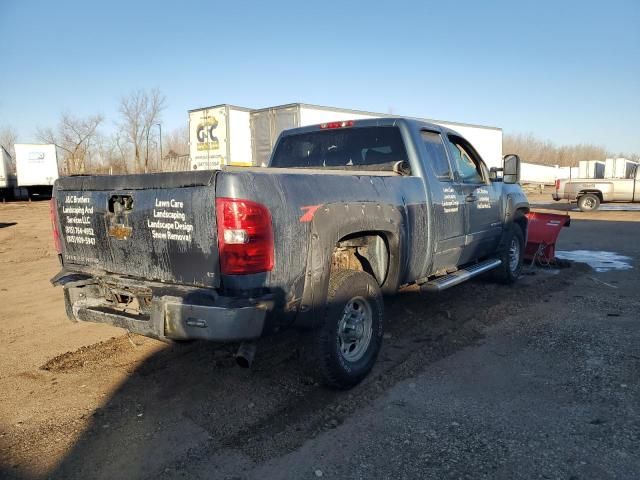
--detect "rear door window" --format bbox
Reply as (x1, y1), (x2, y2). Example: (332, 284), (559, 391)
(421, 131), (452, 180)
(271, 126), (408, 170)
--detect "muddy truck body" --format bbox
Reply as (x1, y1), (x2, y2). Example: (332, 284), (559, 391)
(51, 118), (529, 388)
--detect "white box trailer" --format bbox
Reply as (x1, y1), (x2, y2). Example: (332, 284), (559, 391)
(433, 120), (503, 170)
(188, 103), (503, 171)
(188, 105), (252, 170)
(556, 165), (580, 180)
(520, 162), (565, 185)
(250, 104), (384, 167)
(249, 103), (503, 169)
(578, 160), (605, 179)
(604, 157), (638, 179)
(0, 146), (15, 190)
(15, 144), (59, 195)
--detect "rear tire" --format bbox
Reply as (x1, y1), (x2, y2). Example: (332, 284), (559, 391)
(307, 269), (384, 389)
(577, 193), (600, 212)
(492, 224), (524, 284)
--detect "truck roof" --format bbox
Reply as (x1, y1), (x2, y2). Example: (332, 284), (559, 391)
(277, 117), (460, 137)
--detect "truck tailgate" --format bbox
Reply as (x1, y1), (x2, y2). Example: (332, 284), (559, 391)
(53, 171), (220, 288)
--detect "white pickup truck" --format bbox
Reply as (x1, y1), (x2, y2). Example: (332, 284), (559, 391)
(553, 163), (639, 211)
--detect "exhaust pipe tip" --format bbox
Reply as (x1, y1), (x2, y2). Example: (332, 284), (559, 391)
(235, 341), (257, 368)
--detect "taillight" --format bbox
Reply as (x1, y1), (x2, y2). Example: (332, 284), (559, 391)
(555, 179), (560, 190)
(49, 198), (62, 254)
(319, 120), (354, 129)
(216, 198), (274, 275)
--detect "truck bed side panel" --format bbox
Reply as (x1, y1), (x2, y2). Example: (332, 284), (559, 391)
(216, 169), (430, 323)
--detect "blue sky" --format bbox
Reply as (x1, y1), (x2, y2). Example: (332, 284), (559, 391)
(0, 0), (638, 153)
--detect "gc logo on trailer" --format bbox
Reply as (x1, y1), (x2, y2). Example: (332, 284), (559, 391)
(196, 116), (220, 151)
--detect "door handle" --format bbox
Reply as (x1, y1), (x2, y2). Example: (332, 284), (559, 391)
(465, 193), (477, 202)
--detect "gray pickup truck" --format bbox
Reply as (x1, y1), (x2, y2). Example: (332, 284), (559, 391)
(553, 164), (639, 211)
(50, 118), (529, 388)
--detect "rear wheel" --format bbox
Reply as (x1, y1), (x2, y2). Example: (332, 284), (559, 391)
(307, 269), (384, 389)
(492, 224), (524, 284)
(577, 193), (600, 212)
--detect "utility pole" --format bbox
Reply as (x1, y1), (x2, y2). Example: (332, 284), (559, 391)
(157, 123), (162, 172)
(146, 123), (162, 172)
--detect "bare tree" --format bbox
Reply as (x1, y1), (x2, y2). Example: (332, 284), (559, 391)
(0, 126), (18, 172)
(504, 133), (611, 167)
(37, 113), (103, 174)
(163, 125), (189, 157)
(113, 133), (131, 174)
(88, 133), (128, 174)
(118, 89), (166, 173)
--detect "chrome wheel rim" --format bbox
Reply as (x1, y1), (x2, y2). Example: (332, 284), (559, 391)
(337, 296), (373, 362)
(509, 237), (520, 272)
(583, 197), (595, 209)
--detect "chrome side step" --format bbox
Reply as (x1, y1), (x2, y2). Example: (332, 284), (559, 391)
(420, 259), (502, 292)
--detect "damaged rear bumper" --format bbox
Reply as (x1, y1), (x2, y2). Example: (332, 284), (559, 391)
(52, 271), (273, 342)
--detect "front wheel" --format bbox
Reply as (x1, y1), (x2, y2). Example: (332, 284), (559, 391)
(307, 269), (384, 389)
(493, 224), (525, 284)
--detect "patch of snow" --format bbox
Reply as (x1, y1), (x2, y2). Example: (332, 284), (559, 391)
(555, 250), (633, 272)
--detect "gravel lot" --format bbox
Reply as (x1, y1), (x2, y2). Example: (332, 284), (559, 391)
(0, 196), (638, 479)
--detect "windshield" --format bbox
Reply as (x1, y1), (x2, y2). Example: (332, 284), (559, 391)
(270, 126), (408, 170)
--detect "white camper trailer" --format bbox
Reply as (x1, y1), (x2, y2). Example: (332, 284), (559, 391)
(188, 103), (503, 171)
(15, 144), (59, 197)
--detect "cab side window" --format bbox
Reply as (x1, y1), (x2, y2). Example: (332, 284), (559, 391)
(446, 136), (485, 184)
(420, 131), (452, 180)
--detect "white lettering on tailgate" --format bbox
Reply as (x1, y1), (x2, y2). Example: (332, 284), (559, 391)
(149, 198), (193, 242)
(63, 195), (96, 246)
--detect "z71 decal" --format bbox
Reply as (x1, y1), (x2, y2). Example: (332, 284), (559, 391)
(299, 205), (323, 223)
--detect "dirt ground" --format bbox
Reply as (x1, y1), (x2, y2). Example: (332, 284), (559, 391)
(0, 196), (638, 479)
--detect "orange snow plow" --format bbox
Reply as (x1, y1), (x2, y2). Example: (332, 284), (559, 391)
(524, 212), (570, 264)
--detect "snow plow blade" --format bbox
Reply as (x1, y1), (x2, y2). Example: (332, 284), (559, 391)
(524, 212), (570, 263)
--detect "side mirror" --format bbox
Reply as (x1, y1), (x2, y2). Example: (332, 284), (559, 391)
(392, 160), (411, 176)
(489, 167), (503, 182)
(503, 154), (521, 184)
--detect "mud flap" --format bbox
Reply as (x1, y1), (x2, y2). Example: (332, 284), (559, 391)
(50, 269), (95, 287)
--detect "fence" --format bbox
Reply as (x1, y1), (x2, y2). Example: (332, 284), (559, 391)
(159, 154), (190, 172)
